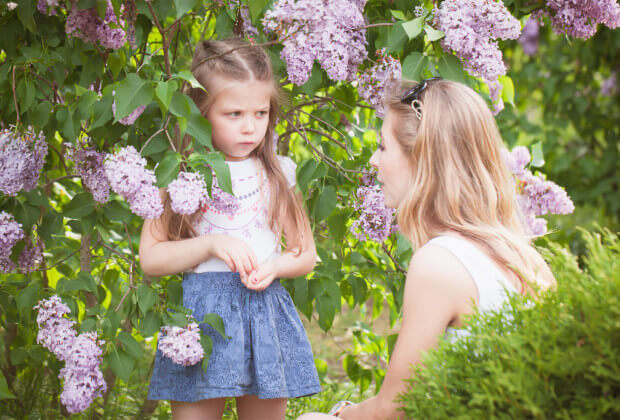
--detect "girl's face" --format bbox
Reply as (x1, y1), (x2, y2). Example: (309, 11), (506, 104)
(369, 112), (412, 208)
(206, 78), (272, 161)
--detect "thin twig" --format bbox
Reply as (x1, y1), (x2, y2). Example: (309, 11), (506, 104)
(33, 249), (80, 272)
(47, 143), (70, 173)
(11, 66), (20, 126)
(356, 22), (394, 30)
(294, 110), (349, 152)
(44, 174), (81, 188)
(140, 114), (171, 153)
(145, 0), (172, 79)
(382, 243), (407, 275)
(100, 242), (133, 265)
(115, 264), (135, 312)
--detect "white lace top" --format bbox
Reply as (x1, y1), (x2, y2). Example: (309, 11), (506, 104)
(423, 235), (518, 341)
(193, 156), (296, 273)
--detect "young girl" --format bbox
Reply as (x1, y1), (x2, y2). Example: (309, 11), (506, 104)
(139, 38), (320, 420)
(299, 78), (555, 419)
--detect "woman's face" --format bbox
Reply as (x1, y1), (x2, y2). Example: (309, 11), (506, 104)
(369, 111), (412, 209)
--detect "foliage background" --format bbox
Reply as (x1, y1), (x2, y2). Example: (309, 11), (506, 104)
(0, 0), (617, 418)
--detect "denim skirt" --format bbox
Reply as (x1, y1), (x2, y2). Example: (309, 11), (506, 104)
(148, 272), (321, 402)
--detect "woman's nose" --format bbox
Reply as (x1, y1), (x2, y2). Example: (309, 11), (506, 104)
(369, 149), (379, 168)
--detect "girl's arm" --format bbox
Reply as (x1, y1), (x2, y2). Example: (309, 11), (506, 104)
(339, 244), (478, 420)
(139, 219), (257, 278)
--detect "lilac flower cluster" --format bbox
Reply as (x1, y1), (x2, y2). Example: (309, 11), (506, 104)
(65, 0), (126, 49)
(167, 172), (209, 215)
(0, 211), (24, 273)
(37, 0), (59, 15)
(519, 18), (540, 56)
(534, 0), (620, 39)
(233, 1), (259, 36)
(601, 72), (617, 97)
(357, 49), (402, 117)
(158, 322), (204, 366)
(208, 183), (240, 215)
(66, 140), (110, 203)
(263, 0), (367, 85)
(350, 182), (397, 242)
(0, 127), (48, 196)
(18, 237), (44, 273)
(35, 296), (107, 414)
(112, 100), (146, 126)
(434, 0), (521, 113)
(103, 146), (163, 219)
(502, 146), (575, 235)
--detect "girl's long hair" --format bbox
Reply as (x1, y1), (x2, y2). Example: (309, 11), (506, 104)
(387, 79), (554, 291)
(158, 38), (308, 249)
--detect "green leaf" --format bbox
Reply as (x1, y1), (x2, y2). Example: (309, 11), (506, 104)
(187, 103), (212, 148)
(387, 22), (407, 53)
(114, 74), (153, 122)
(16, 284), (39, 313)
(155, 80), (178, 113)
(76, 271), (98, 293)
(137, 284), (158, 314)
(76, 90), (99, 120)
(63, 192), (95, 218)
(141, 132), (169, 156)
(91, 94), (113, 129)
(302, 64), (323, 96)
(205, 152), (232, 194)
(0, 371), (16, 399)
(249, 0), (270, 22)
(316, 293), (336, 331)
(17, 79), (35, 113)
(438, 54), (465, 83)
(402, 16), (424, 40)
(167, 281), (183, 306)
(107, 347), (134, 382)
(105, 200), (132, 223)
(155, 151), (181, 187)
(175, 70), (205, 90)
(173, 0), (197, 19)
(118, 331), (143, 360)
(297, 159), (318, 194)
(402, 52), (428, 81)
(200, 334), (213, 373)
(56, 107), (77, 141)
(424, 25), (445, 41)
(202, 313), (227, 339)
(292, 277), (309, 309)
(315, 185), (337, 222)
(531, 142), (545, 168)
(169, 91), (191, 119)
(139, 311), (161, 337)
(499, 75), (515, 106)
(390, 10), (406, 20)
(327, 212), (347, 242)
(30, 101), (52, 130)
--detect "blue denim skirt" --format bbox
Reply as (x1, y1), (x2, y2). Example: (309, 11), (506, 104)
(148, 272), (321, 402)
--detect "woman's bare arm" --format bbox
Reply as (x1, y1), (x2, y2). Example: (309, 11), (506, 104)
(340, 244), (478, 420)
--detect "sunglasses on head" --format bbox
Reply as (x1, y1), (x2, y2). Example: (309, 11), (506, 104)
(400, 77), (441, 120)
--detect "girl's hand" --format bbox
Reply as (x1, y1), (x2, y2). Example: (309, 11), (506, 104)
(246, 258), (279, 291)
(206, 235), (258, 283)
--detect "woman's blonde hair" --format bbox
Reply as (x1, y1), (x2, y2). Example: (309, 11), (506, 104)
(386, 79), (553, 292)
(158, 38), (308, 250)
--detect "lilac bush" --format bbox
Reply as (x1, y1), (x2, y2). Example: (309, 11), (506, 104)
(263, 0), (367, 85)
(35, 296), (107, 414)
(158, 322), (205, 366)
(503, 146), (575, 235)
(103, 146), (163, 219)
(435, 0), (521, 113)
(534, 0), (620, 39)
(0, 127), (48, 196)
(519, 18), (540, 56)
(0, 211), (25, 273)
(18, 238), (44, 273)
(358, 49), (402, 117)
(65, 0), (126, 49)
(167, 171), (209, 215)
(66, 140), (110, 203)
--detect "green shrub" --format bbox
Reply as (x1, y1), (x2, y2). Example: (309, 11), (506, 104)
(398, 229), (620, 419)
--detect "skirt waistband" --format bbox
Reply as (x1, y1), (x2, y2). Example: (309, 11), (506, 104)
(183, 271), (282, 293)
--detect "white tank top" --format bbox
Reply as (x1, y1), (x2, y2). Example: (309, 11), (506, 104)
(424, 235), (518, 340)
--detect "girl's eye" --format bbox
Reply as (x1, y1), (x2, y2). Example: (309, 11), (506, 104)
(228, 112), (241, 117)
(256, 110), (268, 117)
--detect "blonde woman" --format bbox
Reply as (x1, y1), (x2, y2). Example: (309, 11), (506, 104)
(299, 78), (554, 420)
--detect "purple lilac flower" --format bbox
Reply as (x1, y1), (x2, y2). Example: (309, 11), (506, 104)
(65, 0), (126, 49)
(19, 238), (44, 273)
(66, 141), (110, 203)
(158, 322), (204, 366)
(232, 1), (259, 36)
(37, 0), (59, 15)
(0, 211), (24, 273)
(534, 0), (620, 39)
(58, 332), (107, 414)
(358, 49), (402, 117)
(112, 100), (146, 126)
(208, 184), (240, 215)
(502, 146), (575, 235)
(519, 18), (540, 56)
(35, 296), (106, 413)
(104, 146), (164, 219)
(601, 72), (617, 96)
(435, 0), (521, 113)
(0, 127), (48, 196)
(167, 172), (209, 215)
(350, 183), (397, 242)
(263, 0), (367, 85)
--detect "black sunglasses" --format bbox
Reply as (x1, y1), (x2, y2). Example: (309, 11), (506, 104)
(400, 77), (441, 118)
